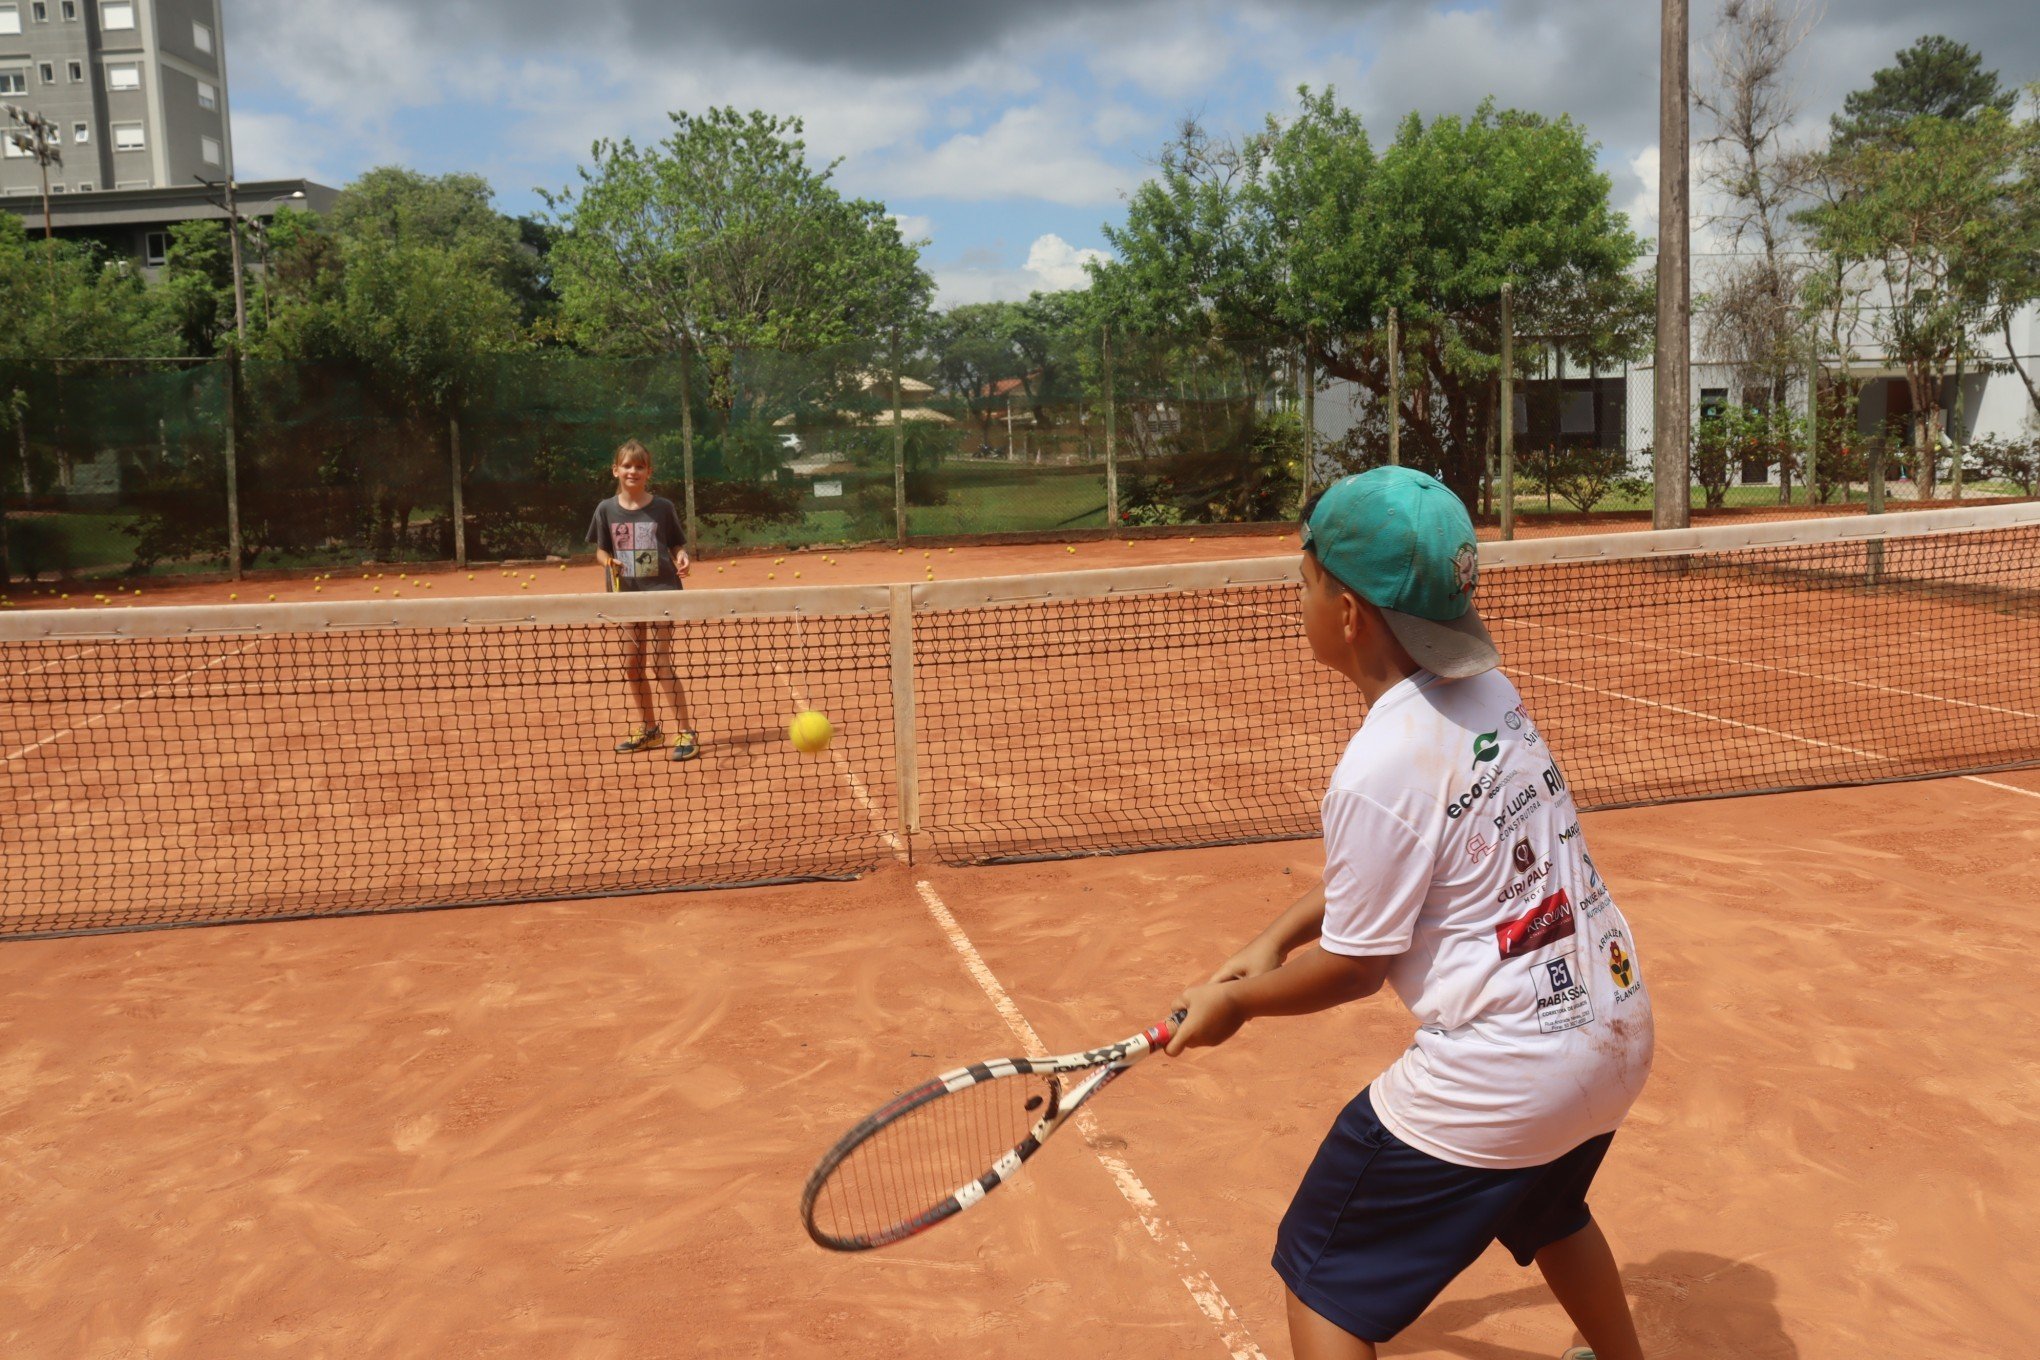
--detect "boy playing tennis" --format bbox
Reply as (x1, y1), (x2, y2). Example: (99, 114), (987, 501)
(587, 439), (698, 761)
(1166, 467), (1654, 1360)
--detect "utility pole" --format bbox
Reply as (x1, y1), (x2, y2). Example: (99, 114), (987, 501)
(1499, 285), (1516, 540)
(2, 104), (62, 240)
(196, 175), (250, 580)
(1654, 0), (1692, 530)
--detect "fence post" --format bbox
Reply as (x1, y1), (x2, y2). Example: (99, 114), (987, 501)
(892, 327), (907, 545)
(1804, 362), (1819, 508)
(1950, 344), (1966, 500)
(1299, 342), (1316, 512)
(679, 342), (699, 553)
(448, 415), (467, 567)
(1387, 308), (1400, 467)
(224, 355), (243, 581)
(1102, 326), (1118, 526)
(1499, 284), (1515, 541)
(889, 582), (920, 862)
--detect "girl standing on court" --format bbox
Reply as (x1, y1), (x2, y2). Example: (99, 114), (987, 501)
(587, 439), (699, 761)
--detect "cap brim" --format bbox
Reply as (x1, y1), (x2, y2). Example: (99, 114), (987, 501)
(1379, 604), (1499, 680)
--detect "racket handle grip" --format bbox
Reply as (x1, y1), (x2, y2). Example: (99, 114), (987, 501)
(1146, 1008), (1190, 1049)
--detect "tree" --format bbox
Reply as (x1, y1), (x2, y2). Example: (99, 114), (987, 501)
(330, 167), (541, 314)
(1830, 35), (2017, 151)
(544, 108), (929, 378)
(158, 219), (238, 357)
(542, 108), (931, 532)
(1094, 91), (1648, 512)
(925, 302), (1024, 447)
(228, 173), (528, 565)
(1802, 104), (2037, 495)
(1695, 0), (1820, 500)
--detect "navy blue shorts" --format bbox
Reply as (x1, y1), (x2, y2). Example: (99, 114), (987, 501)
(1272, 1086), (1614, 1343)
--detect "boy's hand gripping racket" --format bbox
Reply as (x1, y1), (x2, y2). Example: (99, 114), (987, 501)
(801, 1010), (1185, 1251)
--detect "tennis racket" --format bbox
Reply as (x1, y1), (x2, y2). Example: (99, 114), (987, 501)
(801, 1009), (1185, 1252)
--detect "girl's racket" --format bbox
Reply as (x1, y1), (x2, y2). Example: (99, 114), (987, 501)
(801, 1010), (1184, 1252)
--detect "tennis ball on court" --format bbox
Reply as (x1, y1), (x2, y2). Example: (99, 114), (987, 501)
(229, 592), (238, 600)
(789, 710), (834, 754)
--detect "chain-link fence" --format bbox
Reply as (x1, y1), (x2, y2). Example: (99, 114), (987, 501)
(2, 343), (2033, 581)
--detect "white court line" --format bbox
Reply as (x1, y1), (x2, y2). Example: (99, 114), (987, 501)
(1503, 665), (2038, 802)
(1960, 776), (2040, 801)
(912, 881), (1267, 1360)
(1501, 665), (1891, 761)
(7, 639), (110, 680)
(774, 656), (1265, 1360)
(1498, 615), (2040, 722)
(3, 641), (262, 765)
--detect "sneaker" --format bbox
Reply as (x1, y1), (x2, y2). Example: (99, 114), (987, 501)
(1560, 1349), (1596, 1359)
(670, 728), (700, 762)
(615, 723), (663, 753)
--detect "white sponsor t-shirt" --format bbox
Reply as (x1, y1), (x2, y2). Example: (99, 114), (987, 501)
(1319, 667), (1654, 1169)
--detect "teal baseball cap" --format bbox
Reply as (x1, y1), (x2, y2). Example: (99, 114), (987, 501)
(1301, 467), (1498, 678)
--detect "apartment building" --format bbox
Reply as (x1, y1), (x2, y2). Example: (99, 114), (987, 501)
(1, 0), (231, 196)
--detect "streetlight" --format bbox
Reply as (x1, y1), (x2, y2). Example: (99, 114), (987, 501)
(194, 178), (303, 339)
(2, 103), (62, 240)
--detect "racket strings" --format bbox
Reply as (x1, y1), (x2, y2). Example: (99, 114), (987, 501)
(810, 1071), (1057, 1245)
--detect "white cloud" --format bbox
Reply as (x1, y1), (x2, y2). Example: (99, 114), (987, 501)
(882, 106), (1135, 206)
(1025, 234), (1109, 289)
(1624, 144), (1658, 237)
(890, 213), (934, 245)
(931, 232), (1111, 305)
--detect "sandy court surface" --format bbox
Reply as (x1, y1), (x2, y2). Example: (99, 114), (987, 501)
(3, 769), (2038, 1358)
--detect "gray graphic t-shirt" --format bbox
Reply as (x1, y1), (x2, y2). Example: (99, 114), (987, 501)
(587, 496), (686, 591)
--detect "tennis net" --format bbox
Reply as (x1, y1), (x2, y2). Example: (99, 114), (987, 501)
(3, 503), (2036, 938)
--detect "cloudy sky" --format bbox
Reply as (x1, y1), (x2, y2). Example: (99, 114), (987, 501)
(221, 0), (2040, 306)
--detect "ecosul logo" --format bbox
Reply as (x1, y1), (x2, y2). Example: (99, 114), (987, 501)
(1470, 731), (1500, 769)
(1446, 768), (1509, 819)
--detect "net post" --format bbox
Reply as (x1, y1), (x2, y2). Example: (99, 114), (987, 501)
(889, 582), (920, 860)
(1499, 285), (1515, 541)
(449, 415), (467, 568)
(1102, 326), (1118, 527)
(224, 353), (243, 581)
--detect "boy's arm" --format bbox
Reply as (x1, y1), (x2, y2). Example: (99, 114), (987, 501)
(1166, 944), (1392, 1056)
(1207, 884), (1327, 984)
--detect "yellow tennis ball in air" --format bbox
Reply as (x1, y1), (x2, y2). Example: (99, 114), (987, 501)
(789, 710), (834, 754)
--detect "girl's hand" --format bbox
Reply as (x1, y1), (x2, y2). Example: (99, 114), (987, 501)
(675, 549), (692, 577)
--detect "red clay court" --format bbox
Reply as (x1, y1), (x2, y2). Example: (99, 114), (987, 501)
(3, 507), (2038, 1356)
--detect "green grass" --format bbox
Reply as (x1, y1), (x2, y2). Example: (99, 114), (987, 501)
(698, 461), (1111, 549)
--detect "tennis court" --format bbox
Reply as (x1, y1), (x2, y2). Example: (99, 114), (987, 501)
(3, 507), (2038, 1355)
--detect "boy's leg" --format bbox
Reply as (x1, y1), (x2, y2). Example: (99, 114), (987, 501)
(1286, 1288), (1376, 1360)
(1531, 1219), (1644, 1360)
